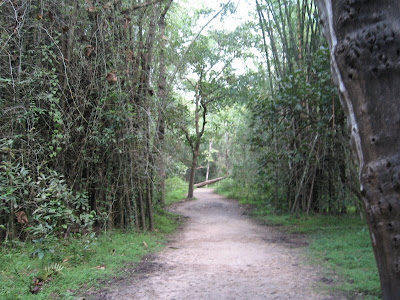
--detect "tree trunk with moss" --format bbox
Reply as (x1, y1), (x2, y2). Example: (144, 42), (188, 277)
(316, 1), (400, 298)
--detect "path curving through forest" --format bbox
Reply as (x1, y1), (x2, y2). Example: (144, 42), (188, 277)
(92, 188), (337, 299)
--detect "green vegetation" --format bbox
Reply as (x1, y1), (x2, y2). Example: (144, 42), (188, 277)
(0, 174), (183, 299)
(214, 181), (381, 298)
(0, 0), (391, 297)
(310, 223), (380, 298)
(0, 213), (180, 300)
(215, 178), (260, 206)
(270, 215), (380, 298)
(165, 177), (188, 205)
(1, 0), (178, 239)
(154, 208), (181, 234)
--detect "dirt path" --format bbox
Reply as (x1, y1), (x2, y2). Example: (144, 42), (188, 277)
(91, 188), (338, 300)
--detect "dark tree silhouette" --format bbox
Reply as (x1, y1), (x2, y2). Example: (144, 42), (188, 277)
(316, 1), (400, 298)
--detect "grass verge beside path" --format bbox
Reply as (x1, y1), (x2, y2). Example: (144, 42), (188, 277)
(265, 214), (381, 299)
(0, 209), (181, 300)
(214, 181), (381, 299)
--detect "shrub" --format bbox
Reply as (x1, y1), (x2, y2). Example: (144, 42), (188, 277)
(165, 177), (187, 205)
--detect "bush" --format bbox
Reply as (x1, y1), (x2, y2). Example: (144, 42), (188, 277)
(214, 178), (260, 205)
(165, 177), (187, 205)
(0, 158), (96, 242)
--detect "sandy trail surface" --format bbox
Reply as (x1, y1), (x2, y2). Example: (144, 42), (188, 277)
(90, 188), (338, 299)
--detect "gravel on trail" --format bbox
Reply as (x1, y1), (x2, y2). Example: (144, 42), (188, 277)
(89, 188), (341, 300)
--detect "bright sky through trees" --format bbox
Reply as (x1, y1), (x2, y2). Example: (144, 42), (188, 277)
(178, 0), (259, 75)
(180, 0), (255, 31)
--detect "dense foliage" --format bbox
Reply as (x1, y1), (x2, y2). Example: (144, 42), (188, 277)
(249, 48), (359, 214)
(0, 0), (174, 241)
(0, 0), (361, 241)
(213, 0), (362, 215)
(0, 0), (382, 297)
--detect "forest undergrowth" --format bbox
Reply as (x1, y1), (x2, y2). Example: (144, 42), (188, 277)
(0, 208), (181, 300)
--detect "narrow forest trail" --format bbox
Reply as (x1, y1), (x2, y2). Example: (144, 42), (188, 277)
(91, 189), (338, 300)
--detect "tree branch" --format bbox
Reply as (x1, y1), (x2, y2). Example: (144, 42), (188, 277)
(180, 125), (194, 151)
(131, 0), (165, 11)
(166, 0), (233, 95)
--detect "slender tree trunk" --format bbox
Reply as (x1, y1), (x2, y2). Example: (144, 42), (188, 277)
(187, 148), (199, 199)
(137, 179), (146, 230)
(156, 0), (173, 206)
(256, 0), (283, 78)
(185, 75), (207, 199)
(205, 140), (212, 187)
(316, 1), (400, 298)
(256, 0), (275, 93)
(146, 178), (154, 231)
(125, 178), (132, 228)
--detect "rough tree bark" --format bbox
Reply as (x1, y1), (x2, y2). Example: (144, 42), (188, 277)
(316, 1), (400, 298)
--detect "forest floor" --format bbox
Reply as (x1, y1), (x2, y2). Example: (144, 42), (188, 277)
(86, 188), (343, 300)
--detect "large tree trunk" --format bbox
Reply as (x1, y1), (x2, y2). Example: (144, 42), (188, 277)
(316, 1), (400, 298)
